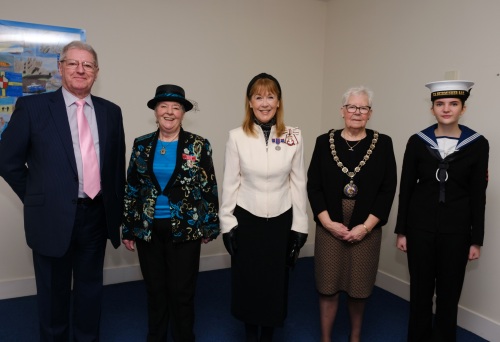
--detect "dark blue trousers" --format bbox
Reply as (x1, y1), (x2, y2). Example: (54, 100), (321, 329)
(33, 199), (107, 342)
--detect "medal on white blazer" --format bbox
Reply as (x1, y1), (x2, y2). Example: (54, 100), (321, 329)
(272, 137), (283, 151)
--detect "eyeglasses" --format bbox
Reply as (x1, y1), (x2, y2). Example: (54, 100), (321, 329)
(343, 105), (371, 114)
(60, 59), (97, 72)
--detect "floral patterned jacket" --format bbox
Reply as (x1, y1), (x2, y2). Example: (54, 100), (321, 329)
(121, 128), (220, 243)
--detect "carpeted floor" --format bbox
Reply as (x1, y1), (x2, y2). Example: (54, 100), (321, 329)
(0, 257), (487, 341)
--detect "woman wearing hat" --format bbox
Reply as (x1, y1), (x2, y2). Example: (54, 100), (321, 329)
(219, 73), (309, 341)
(395, 80), (489, 341)
(121, 84), (220, 342)
(307, 86), (397, 342)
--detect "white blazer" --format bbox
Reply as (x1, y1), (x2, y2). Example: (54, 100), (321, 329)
(219, 125), (308, 234)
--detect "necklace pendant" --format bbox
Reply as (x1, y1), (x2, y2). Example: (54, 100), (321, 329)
(329, 129), (378, 199)
(160, 147), (166, 155)
(343, 180), (358, 198)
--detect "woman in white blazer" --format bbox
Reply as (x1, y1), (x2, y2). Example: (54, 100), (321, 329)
(219, 73), (309, 342)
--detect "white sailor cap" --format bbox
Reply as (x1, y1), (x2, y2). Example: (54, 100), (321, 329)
(425, 80), (474, 102)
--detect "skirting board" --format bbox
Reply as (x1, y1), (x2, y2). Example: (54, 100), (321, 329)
(0, 243), (315, 300)
(0, 243), (497, 341)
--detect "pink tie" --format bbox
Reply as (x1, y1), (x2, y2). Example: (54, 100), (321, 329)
(76, 99), (101, 199)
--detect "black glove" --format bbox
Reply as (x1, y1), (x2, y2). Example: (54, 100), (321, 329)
(223, 226), (238, 256)
(286, 231), (308, 269)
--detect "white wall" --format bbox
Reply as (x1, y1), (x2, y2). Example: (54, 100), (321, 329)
(2, 0), (499, 339)
(322, 0), (500, 340)
(0, 0), (326, 293)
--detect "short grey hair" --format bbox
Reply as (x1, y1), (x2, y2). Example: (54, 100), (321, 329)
(342, 86), (374, 107)
(60, 41), (98, 67)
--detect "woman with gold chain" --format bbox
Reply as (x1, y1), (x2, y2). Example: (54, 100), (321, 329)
(307, 86), (397, 342)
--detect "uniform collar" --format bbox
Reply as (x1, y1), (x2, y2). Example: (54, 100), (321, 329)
(417, 124), (481, 151)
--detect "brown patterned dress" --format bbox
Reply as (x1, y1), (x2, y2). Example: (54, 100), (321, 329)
(314, 199), (381, 298)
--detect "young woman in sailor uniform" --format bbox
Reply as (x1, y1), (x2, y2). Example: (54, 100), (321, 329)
(395, 80), (489, 342)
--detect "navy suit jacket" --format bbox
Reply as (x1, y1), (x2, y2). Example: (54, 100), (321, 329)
(0, 88), (125, 257)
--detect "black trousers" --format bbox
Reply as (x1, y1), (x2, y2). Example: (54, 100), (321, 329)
(406, 229), (470, 342)
(136, 219), (202, 342)
(33, 199), (107, 342)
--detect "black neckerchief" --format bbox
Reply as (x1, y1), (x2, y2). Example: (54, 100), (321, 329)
(425, 146), (459, 203)
(418, 125), (482, 203)
(254, 117), (276, 145)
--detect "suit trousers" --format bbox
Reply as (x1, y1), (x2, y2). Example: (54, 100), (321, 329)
(33, 198), (107, 342)
(136, 218), (202, 342)
(406, 229), (470, 342)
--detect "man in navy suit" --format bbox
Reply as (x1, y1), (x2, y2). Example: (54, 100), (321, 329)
(0, 41), (125, 341)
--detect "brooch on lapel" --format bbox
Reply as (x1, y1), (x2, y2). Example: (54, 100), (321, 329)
(182, 154), (197, 168)
(272, 128), (300, 150)
(285, 128), (299, 146)
(182, 154), (197, 161)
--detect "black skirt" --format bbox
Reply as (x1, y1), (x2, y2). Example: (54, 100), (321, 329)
(230, 205), (293, 326)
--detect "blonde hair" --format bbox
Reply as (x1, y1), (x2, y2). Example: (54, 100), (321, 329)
(242, 78), (285, 137)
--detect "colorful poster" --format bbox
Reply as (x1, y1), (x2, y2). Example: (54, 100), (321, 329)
(0, 20), (85, 139)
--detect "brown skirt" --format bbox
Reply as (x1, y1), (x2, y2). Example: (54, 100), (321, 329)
(314, 199), (382, 299)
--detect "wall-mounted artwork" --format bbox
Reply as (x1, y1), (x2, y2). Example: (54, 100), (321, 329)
(0, 20), (85, 139)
